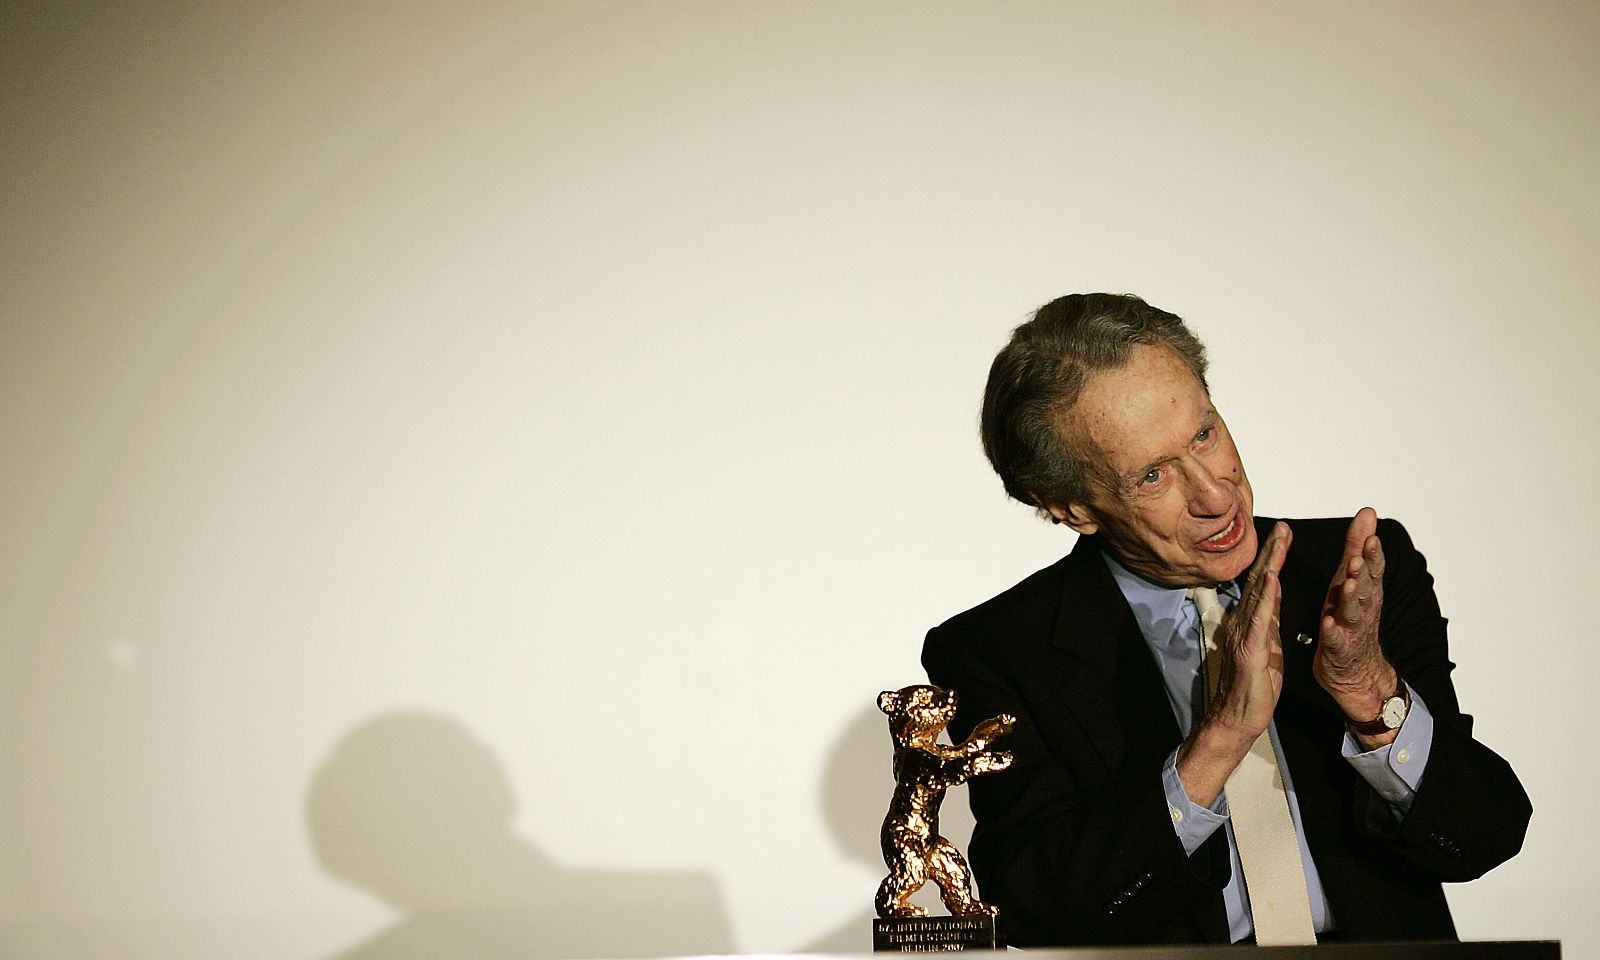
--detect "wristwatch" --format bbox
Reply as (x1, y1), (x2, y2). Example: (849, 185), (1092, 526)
(1347, 677), (1410, 736)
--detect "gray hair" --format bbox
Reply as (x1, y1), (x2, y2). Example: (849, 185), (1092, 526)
(980, 293), (1209, 517)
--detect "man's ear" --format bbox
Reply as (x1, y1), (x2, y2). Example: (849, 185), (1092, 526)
(1032, 494), (1100, 535)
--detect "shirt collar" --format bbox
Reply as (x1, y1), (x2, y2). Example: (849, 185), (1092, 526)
(1101, 551), (1242, 646)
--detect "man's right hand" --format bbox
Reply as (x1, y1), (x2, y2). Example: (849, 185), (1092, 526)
(1176, 520), (1292, 807)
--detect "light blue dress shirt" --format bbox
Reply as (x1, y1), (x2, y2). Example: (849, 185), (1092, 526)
(1103, 553), (1434, 943)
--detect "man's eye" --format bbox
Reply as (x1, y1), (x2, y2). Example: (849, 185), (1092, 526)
(1141, 469), (1162, 486)
(1195, 428), (1212, 443)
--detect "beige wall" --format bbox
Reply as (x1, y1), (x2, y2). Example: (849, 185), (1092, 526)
(3, 2), (1595, 957)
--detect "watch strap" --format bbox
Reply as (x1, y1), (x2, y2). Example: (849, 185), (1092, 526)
(1347, 676), (1409, 736)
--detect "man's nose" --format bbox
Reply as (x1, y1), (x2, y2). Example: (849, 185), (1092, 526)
(1188, 464), (1234, 517)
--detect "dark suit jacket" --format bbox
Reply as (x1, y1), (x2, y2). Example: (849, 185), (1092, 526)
(922, 516), (1530, 946)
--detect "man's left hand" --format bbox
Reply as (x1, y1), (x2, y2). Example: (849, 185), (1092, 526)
(1314, 507), (1400, 742)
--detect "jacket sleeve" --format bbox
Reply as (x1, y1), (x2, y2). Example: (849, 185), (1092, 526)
(922, 624), (1230, 946)
(1349, 518), (1532, 881)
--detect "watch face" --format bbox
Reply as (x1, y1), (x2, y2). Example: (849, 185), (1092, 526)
(1381, 696), (1407, 729)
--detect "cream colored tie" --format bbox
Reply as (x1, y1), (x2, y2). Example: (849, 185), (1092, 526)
(1189, 585), (1317, 946)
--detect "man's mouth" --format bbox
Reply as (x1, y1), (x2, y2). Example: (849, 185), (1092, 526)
(1197, 511), (1246, 552)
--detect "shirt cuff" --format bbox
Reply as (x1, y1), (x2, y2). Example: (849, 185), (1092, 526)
(1341, 684), (1434, 810)
(1161, 747), (1230, 856)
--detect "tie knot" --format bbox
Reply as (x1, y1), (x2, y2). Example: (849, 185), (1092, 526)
(1187, 585), (1223, 618)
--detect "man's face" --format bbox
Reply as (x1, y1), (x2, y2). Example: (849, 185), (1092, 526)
(1052, 342), (1257, 587)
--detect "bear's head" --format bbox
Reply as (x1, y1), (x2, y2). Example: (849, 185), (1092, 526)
(877, 684), (957, 748)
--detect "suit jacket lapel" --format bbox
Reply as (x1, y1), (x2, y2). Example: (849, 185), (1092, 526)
(1048, 534), (1184, 777)
(1267, 515), (1342, 717)
(1047, 534), (1230, 943)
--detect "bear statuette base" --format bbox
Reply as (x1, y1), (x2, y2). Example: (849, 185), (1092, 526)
(873, 914), (1003, 952)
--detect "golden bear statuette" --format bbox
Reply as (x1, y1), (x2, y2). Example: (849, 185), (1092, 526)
(874, 684), (1014, 926)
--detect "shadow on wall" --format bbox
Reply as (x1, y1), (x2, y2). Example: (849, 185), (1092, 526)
(306, 712), (733, 960)
(802, 701), (979, 952)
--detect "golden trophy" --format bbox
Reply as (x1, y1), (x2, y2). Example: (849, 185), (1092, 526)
(872, 684), (1013, 952)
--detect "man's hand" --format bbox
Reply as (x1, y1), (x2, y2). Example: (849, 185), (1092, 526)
(1177, 521), (1291, 807)
(1313, 507), (1400, 747)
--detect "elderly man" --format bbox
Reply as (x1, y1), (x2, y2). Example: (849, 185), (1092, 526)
(923, 293), (1529, 947)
